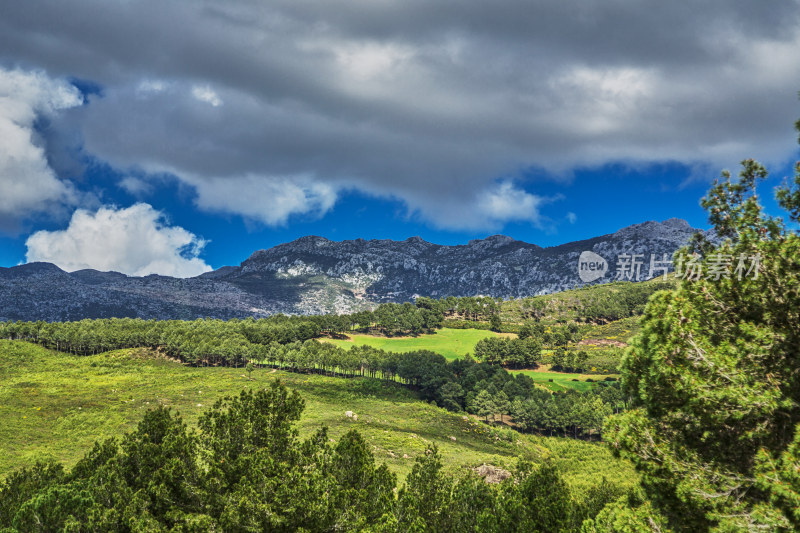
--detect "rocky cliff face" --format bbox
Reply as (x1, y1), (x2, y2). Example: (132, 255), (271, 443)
(0, 218), (709, 321)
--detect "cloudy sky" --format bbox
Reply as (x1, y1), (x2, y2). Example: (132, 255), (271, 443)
(1, 0), (799, 276)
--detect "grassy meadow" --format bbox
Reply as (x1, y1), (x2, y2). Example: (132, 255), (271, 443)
(321, 327), (513, 360)
(323, 326), (623, 388)
(509, 368), (617, 392)
(0, 340), (635, 494)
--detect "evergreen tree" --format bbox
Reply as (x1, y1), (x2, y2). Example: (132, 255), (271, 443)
(471, 389), (496, 423)
(600, 129), (800, 530)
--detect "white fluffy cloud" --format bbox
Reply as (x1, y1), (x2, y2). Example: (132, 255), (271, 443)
(189, 174), (337, 226)
(401, 181), (551, 231)
(0, 67), (81, 222)
(477, 182), (544, 227)
(25, 203), (212, 277)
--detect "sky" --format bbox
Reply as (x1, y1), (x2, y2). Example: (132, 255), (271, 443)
(1, 0), (799, 276)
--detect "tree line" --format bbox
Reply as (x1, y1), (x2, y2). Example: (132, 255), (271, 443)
(0, 296), (446, 362)
(416, 295), (502, 322)
(1, 315), (624, 439)
(473, 337), (542, 368)
(247, 342), (625, 439)
(248, 341), (624, 439)
(472, 323), (589, 372)
(0, 382), (626, 532)
(448, 360), (627, 438)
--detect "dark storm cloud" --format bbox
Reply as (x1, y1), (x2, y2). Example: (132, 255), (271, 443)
(1, 0), (799, 229)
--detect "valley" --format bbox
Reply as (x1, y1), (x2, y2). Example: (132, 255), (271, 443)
(0, 339), (634, 495)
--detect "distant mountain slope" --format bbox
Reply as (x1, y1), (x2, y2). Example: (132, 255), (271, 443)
(0, 218), (709, 321)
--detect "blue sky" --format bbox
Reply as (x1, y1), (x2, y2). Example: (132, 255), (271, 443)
(1, 1), (799, 275)
(2, 157), (794, 272)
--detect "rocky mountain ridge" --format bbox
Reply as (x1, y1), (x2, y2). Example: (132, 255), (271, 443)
(0, 218), (709, 321)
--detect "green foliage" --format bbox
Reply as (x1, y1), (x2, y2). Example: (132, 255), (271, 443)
(0, 300), (446, 364)
(511, 387), (618, 438)
(424, 295), (502, 322)
(470, 389), (496, 422)
(510, 369), (617, 392)
(582, 496), (671, 533)
(0, 460), (65, 528)
(502, 279), (677, 324)
(0, 339), (638, 499)
(330, 430), (397, 529)
(397, 445), (451, 530)
(323, 327), (504, 361)
(603, 141), (800, 528)
(499, 461), (572, 532)
(551, 348), (590, 373)
(0, 382), (628, 532)
(473, 336), (542, 368)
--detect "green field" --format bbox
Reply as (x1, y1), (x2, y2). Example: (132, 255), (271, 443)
(322, 327), (512, 360)
(323, 327), (622, 389)
(0, 340), (635, 494)
(510, 369), (618, 392)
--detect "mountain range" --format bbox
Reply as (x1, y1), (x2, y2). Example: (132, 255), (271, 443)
(0, 218), (709, 321)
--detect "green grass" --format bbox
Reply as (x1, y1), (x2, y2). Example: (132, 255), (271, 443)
(322, 327), (512, 360)
(0, 340), (636, 494)
(510, 369), (618, 392)
(323, 327), (620, 390)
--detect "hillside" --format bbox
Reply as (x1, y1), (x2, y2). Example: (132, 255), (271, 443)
(0, 340), (635, 494)
(498, 275), (679, 324)
(0, 218), (707, 321)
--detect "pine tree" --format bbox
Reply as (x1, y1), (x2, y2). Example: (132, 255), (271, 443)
(471, 389), (496, 422)
(601, 125), (800, 530)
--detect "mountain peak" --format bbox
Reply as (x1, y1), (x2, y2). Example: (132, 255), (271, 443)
(294, 235), (330, 245)
(1, 262), (65, 277)
(662, 217), (691, 229)
(468, 234), (517, 246)
(611, 218), (698, 239)
(69, 269), (129, 285)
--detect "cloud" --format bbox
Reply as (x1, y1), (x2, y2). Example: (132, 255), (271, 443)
(25, 203), (212, 277)
(477, 182), (543, 224)
(0, 67), (82, 225)
(118, 176), (153, 196)
(191, 85), (222, 107)
(2, 1), (800, 230)
(401, 181), (552, 231)
(566, 212), (577, 224)
(189, 174), (337, 225)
